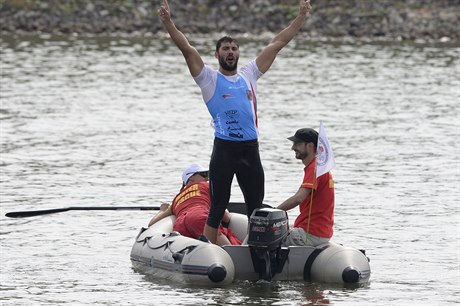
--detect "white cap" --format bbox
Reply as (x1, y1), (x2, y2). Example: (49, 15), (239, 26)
(181, 164), (208, 184)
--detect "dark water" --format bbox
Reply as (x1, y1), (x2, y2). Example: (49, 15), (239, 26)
(1, 34), (459, 305)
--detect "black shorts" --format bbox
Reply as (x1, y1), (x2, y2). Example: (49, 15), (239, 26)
(206, 137), (264, 228)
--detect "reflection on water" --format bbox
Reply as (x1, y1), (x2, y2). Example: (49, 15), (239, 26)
(0, 34), (459, 305)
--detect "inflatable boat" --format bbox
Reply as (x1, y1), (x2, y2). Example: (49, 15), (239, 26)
(130, 206), (371, 286)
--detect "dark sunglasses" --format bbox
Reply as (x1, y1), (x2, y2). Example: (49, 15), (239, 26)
(194, 171), (209, 178)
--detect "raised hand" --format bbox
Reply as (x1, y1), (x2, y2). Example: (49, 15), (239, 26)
(158, 0), (171, 22)
(300, 0), (312, 16)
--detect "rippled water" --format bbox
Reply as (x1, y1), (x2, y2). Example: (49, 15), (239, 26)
(1, 34), (459, 305)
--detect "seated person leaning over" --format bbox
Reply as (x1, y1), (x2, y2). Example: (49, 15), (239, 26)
(148, 164), (241, 246)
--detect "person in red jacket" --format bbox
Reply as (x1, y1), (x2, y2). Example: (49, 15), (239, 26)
(148, 164), (241, 246)
(277, 128), (335, 247)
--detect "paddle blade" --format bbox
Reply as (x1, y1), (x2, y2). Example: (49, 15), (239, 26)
(5, 206), (161, 218)
(5, 208), (71, 218)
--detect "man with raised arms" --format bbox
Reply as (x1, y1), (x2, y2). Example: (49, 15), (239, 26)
(157, 0), (313, 244)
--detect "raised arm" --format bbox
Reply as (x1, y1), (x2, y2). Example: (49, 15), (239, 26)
(158, 0), (204, 77)
(255, 0), (312, 73)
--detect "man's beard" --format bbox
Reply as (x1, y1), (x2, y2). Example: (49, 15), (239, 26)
(219, 56), (238, 71)
(295, 149), (308, 160)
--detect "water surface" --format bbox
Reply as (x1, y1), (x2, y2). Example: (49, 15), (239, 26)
(1, 34), (459, 305)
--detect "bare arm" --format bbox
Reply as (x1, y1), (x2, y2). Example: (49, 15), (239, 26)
(158, 0), (204, 77)
(255, 0), (312, 73)
(148, 204), (173, 227)
(277, 187), (310, 211)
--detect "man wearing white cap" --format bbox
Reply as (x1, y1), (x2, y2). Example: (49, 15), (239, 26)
(148, 164), (241, 246)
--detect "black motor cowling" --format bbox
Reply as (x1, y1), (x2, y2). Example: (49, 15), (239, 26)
(247, 208), (290, 281)
(247, 208), (289, 250)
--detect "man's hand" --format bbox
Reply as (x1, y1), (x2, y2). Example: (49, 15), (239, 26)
(299, 0), (312, 16)
(159, 202), (170, 211)
(155, 0), (204, 76)
(158, 0), (171, 22)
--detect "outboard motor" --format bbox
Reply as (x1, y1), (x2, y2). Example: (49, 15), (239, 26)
(247, 208), (290, 281)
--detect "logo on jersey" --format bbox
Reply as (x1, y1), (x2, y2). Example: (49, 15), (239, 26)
(222, 93), (234, 99)
(225, 110), (238, 119)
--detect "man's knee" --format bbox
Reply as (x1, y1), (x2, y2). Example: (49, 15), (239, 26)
(283, 228), (330, 247)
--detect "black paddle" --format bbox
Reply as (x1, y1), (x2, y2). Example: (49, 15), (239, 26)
(4, 206), (160, 218)
(5, 202), (272, 218)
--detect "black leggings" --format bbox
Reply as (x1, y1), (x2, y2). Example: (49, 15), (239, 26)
(206, 138), (265, 228)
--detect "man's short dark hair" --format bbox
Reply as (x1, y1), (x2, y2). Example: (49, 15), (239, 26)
(216, 36), (239, 52)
